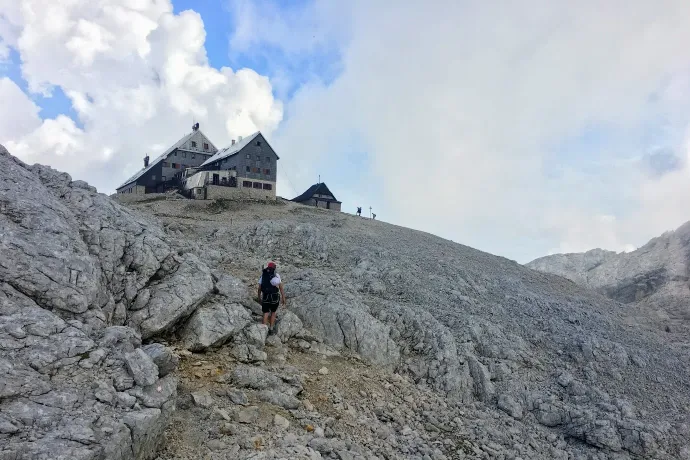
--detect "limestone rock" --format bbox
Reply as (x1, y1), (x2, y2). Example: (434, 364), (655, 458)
(289, 288), (400, 369)
(180, 302), (250, 351)
(242, 323), (269, 348)
(214, 272), (250, 303)
(226, 390), (249, 406)
(526, 222), (690, 327)
(123, 408), (169, 459)
(124, 348), (160, 387)
(467, 356), (494, 403)
(237, 406), (260, 424)
(497, 394), (523, 419)
(258, 389), (301, 410)
(99, 326), (142, 353)
(142, 343), (179, 377)
(230, 343), (268, 363)
(3, 146), (690, 459)
(275, 310), (303, 341)
(191, 390), (215, 408)
(128, 253), (214, 339)
(226, 364), (302, 396)
(274, 414), (290, 429)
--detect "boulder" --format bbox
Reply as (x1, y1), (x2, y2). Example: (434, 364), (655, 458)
(498, 394), (523, 419)
(180, 302), (251, 351)
(468, 356), (495, 403)
(241, 323), (269, 348)
(226, 364), (302, 396)
(141, 343), (179, 377)
(128, 253), (214, 339)
(275, 310), (303, 342)
(257, 390), (301, 410)
(230, 344), (268, 363)
(124, 348), (160, 387)
(214, 272), (250, 303)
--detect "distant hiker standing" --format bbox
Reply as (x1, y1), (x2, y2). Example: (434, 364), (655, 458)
(356, 207), (362, 217)
(258, 261), (286, 334)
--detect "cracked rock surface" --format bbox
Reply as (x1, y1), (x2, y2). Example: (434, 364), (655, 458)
(2, 145), (690, 459)
(526, 224), (690, 336)
(130, 193), (690, 459)
(0, 146), (211, 459)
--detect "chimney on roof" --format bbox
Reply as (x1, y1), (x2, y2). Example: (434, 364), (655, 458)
(238, 135), (243, 142)
(144, 155), (150, 167)
(231, 139), (235, 145)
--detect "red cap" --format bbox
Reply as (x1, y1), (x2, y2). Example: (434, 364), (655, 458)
(267, 261), (276, 269)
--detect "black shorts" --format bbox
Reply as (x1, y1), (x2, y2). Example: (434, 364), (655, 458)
(262, 301), (279, 314)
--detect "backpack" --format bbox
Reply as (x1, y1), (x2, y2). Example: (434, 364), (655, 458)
(261, 268), (279, 297)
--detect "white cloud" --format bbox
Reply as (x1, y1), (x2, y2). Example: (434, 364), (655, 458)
(0, 77), (41, 140)
(228, 0), (347, 57)
(3, 0), (690, 263)
(0, 0), (283, 192)
(247, 0), (690, 262)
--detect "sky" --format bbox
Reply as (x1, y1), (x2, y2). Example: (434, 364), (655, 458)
(2, 0), (690, 263)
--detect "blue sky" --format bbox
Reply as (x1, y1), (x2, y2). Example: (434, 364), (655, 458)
(0, 0), (354, 199)
(0, 48), (82, 126)
(1, 0), (335, 128)
(2, 0), (690, 263)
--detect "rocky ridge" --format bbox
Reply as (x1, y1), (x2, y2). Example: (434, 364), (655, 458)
(1, 145), (689, 459)
(526, 224), (690, 333)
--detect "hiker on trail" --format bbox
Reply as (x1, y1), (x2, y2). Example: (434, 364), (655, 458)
(372, 213), (376, 220)
(258, 261), (286, 334)
(357, 207), (362, 217)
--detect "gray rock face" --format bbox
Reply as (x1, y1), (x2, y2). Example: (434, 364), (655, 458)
(526, 223), (690, 328)
(210, 215), (689, 458)
(497, 394), (523, 419)
(124, 348), (160, 387)
(214, 272), (251, 304)
(225, 364), (303, 396)
(241, 323), (269, 348)
(257, 389), (301, 410)
(141, 343), (179, 377)
(230, 343), (268, 363)
(127, 253), (214, 339)
(191, 390), (215, 408)
(288, 282), (400, 369)
(275, 310), (303, 341)
(467, 356), (495, 403)
(4, 146), (690, 459)
(0, 146), (198, 458)
(180, 302), (251, 351)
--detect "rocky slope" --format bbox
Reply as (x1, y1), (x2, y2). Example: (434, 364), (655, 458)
(1, 144), (689, 459)
(526, 224), (690, 333)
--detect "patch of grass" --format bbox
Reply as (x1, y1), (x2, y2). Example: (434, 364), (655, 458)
(206, 199), (234, 214)
(205, 199), (255, 214)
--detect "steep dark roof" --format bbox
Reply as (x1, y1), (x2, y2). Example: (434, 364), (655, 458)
(201, 131), (279, 167)
(292, 182), (341, 203)
(118, 129), (217, 190)
(118, 131), (196, 189)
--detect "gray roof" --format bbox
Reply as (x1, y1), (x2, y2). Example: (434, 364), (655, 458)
(200, 132), (262, 167)
(292, 182), (340, 203)
(118, 130), (212, 189)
